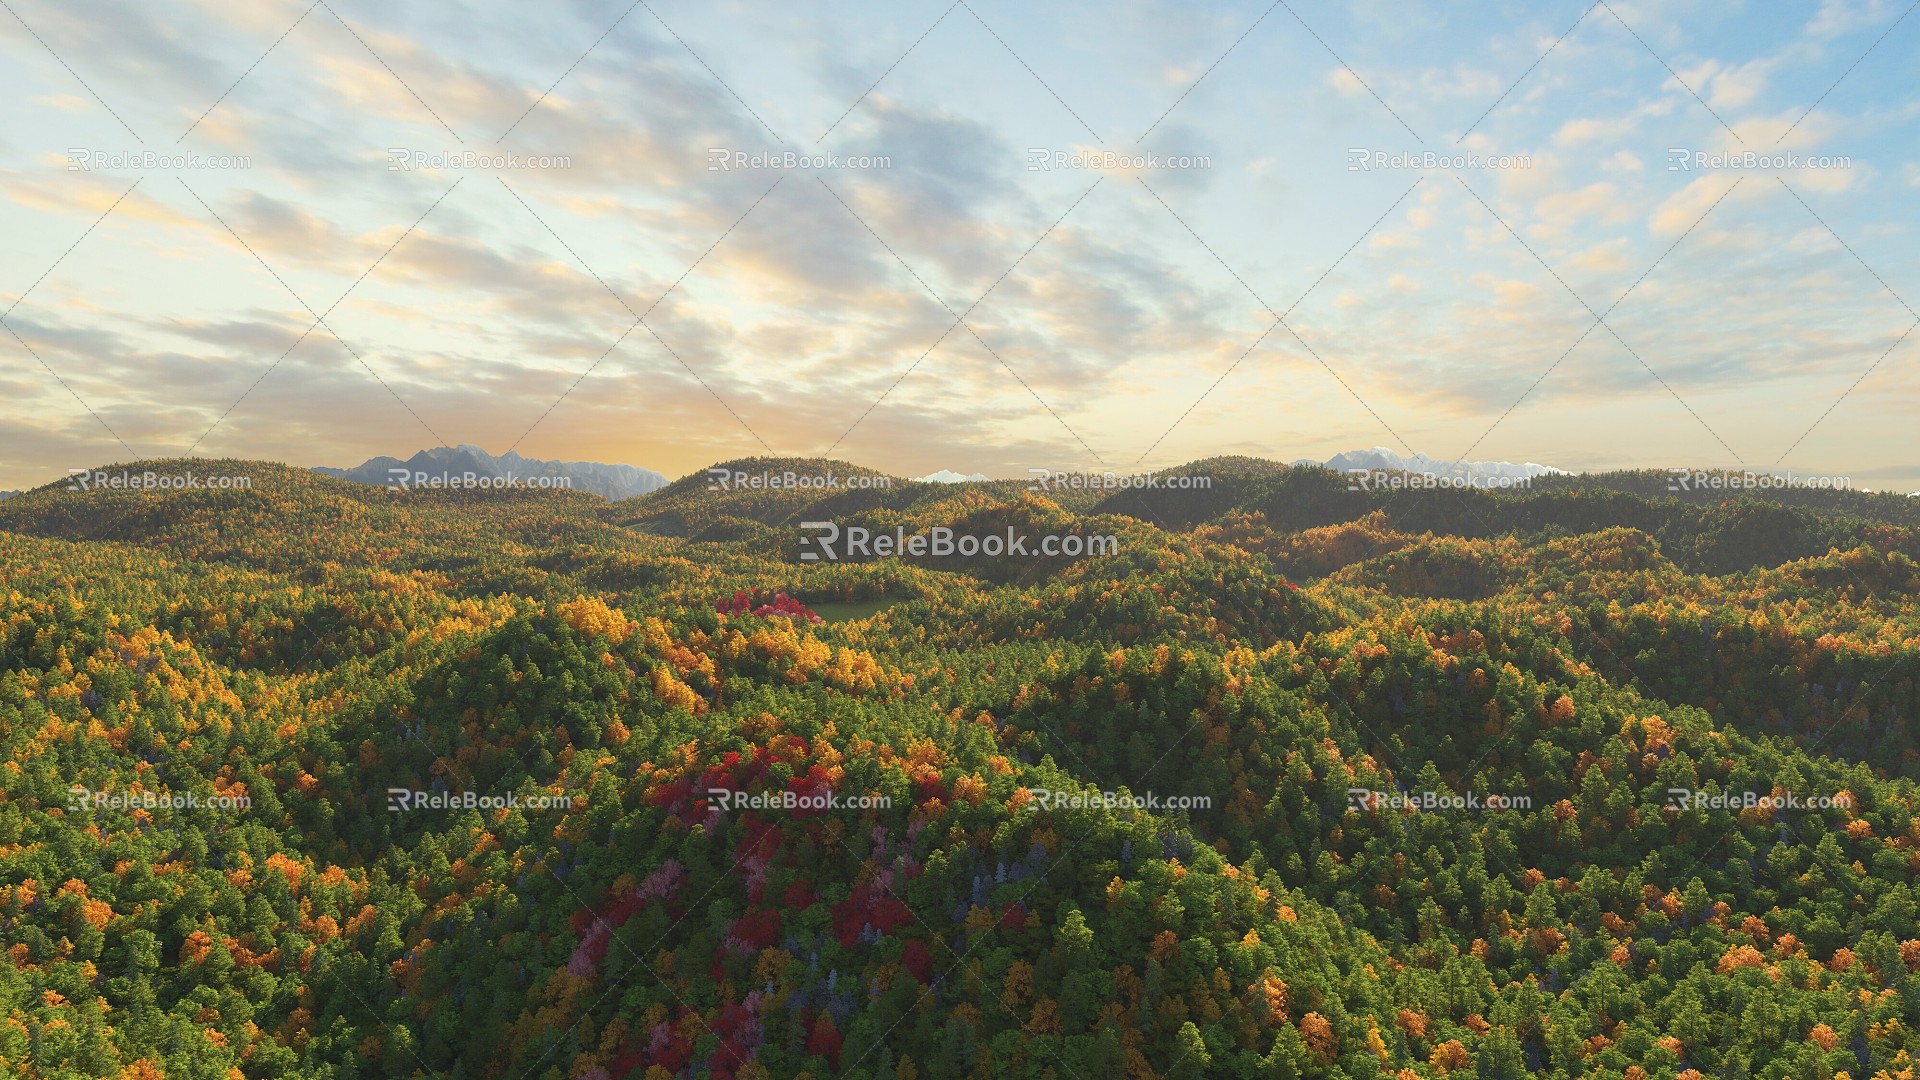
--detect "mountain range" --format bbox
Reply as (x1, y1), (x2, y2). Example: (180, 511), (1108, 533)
(1292, 446), (1568, 482)
(298, 446), (1920, 505)
(314, 444), (668, 501)
(914, 451), (1563, 486)
(311, 448), (1567, 497)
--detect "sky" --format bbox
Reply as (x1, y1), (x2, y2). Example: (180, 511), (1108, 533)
(2, 0), (1916, 491)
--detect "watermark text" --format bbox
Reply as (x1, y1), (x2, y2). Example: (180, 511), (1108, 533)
(68, 785), (250, 812)
(1667, 469), (1850, 492)
(1666, 789), (1853, 811)
(1349, 788), (1531, 812)
(1348, 470), (1533, 492)
(708, 468), (891, 492)
(706, 788), (890, 812)
(1026, 789), (1212, 811)
(69, 149), (250, 171)
(1028, 149), (1211, 172)
(708, 149), (889, 171)
(388, 149), (570, 171)
(387, 469), (573, 493)
(1349, 149), (1531, 171)
(799, 522), (1119, 562)
(68, 470), (251, 492)
(1668, 149), (1851, 171)
(388, 789), (573, 811)
(1028, 469), (1211, 493)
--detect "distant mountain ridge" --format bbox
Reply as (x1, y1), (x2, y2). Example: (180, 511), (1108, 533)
(315, 445), (667, 501)
(1294, 446), (1569, 483)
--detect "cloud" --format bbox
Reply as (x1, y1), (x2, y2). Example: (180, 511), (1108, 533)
(1805, 0), (1901, 37)
(1554, 117), (1636, 146)
(1649, 176), (1743, 236)
(1530, 182), (1632, 243)
(3, 174), (201, 232)
(1708, 60), (1771, 110)
(1569, 238), (1632, 274)
(1418, 66), (1502, 99)
(1326, 68), (1367, 97)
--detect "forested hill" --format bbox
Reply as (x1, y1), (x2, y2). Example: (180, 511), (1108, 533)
(3, 455), (1919, 1078)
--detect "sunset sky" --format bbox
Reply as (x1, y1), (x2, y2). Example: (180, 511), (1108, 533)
(3, 0), (1916, 490)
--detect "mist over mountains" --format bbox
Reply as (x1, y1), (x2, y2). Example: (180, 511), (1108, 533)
(315, 444), (668, 501)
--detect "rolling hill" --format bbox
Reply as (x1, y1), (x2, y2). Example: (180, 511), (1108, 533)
(2, 455), (1918, 1079)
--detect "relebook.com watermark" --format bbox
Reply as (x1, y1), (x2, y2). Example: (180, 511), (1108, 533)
(1666, 789), (1853, 811)
(1349, 788), (1531, 811)
(68, 786), (251, 812)
(1347, 470), (1533, 492)
(707, 468), (891, 492)
(1667, 149), (1851, 171)
(388, 149), (570, 171)
(1027, 149), (1210, 172)
(68, 469), (251, 492)
(1027, 469), (1212, 492)
(708, 149), (889, 171)
(68, 149), (250, 171)
(387, 789), (573, 811)
(1348, 149), (1531, 171)
(386, 468), (573, 493)
(1026, 789), (1212, 811)
(706, 789), (891, 812)
(1668, 469), (1851, 492)
(799, 522), (1119, 562)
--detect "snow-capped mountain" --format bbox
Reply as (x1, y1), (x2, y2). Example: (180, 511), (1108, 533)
(1292, 447), (1569, 483)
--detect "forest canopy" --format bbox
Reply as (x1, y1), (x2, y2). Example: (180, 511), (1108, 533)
(3, 456), (1919, 1079)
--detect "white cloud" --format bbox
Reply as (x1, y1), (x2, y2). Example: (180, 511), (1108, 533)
(1709, 60), (1770, 110)
(1806, 0), (1899, 37)
(1326, 67), (1367, 96)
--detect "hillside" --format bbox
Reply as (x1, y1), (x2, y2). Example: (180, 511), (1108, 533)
(2, 456), (1918, 1079)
